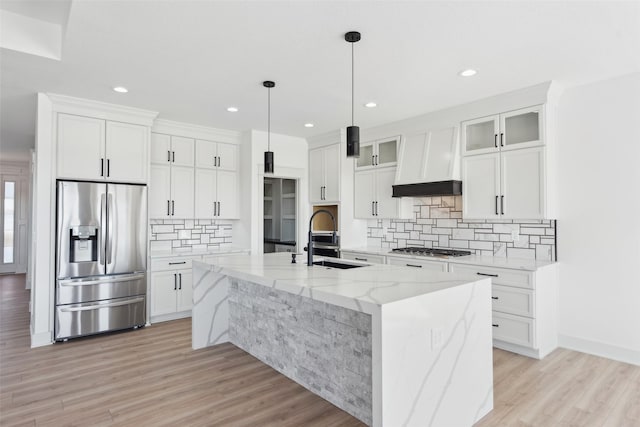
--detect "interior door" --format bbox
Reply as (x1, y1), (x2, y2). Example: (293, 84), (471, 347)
(0, 177), (17, 273)
(106, 183), (147, 275)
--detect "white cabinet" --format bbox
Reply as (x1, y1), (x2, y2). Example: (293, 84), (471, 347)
(448, 261), (558, 359)
(341, 251), (386, 265)
(355, 136), (399, 170)
(309, 144), (340, 203)
(462, 106), (543, 155)
(57, 113), (148, 183)
(150, 256), (197, 322)
(354, 168), (411, 219)
(463, 147), (545, 219)
(386, 255), (448, 272)
(194, 169), (238, 219)
(395, 127), (460, 185)
(149, 133), (195, 219)
(195, 139), (237, 171)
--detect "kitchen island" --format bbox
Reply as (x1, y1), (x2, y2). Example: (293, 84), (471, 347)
(192, 253), (493, 427)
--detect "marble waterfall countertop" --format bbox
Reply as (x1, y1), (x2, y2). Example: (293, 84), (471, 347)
(342, 246), (556, 271)
(192, 252), (490, 314)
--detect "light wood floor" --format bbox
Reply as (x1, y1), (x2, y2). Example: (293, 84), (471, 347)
(1, 274), (638, 426)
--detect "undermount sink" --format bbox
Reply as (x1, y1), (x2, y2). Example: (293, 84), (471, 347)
(312, 260), (368, 269)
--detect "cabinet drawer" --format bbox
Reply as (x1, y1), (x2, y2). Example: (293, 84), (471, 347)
(492, 284), (534, 318)
(449, 263), (533, 289)
(341, 252), (385, 264)
(492, 312), (535, 348)
(150, 256), (199, 272)
(386, 255), (448, 272)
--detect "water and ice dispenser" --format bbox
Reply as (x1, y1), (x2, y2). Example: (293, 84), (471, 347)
(68, 226), (98, 263)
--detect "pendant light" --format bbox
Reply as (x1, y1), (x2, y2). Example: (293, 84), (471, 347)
(345, 31), (361, 158)
(263, 80), (275, 174)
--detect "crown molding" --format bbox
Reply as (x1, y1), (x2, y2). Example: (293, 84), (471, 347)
(46, 93), (159, 126)
(152, 119), (242, 144)
(306, 129), (344, 149)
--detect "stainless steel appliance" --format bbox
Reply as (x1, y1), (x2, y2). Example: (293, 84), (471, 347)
(55, 181), (147, 340)
(390, 247), (471, 258)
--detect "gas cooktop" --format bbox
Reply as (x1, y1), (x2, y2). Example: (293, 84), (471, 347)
(391, 247), (472, 258)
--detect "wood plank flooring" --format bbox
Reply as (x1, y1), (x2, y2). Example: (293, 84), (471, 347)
(1, 274), (639, 426)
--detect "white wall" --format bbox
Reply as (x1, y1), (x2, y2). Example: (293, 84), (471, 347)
(557, 72), (640, 365)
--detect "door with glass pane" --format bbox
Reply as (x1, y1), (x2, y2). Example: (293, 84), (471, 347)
(355, 136), (399, 171)
(500, 106), (543, 151)
(462, 115), (500, 155)
(0, 177), (17, 273)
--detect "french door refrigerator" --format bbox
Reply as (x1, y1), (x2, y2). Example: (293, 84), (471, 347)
(55, 180), (147, 340)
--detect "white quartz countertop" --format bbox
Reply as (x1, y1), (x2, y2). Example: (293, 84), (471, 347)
(195, 253), (489, 313)
(149, 246), (249, 259)
(341, 246), (556, 271)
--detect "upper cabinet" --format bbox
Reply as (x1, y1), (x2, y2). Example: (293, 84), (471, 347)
(354, 167), (411, 219)
(57, 114), (148, 183)
(309, 143), (340, 203)
(462, 106), (543, 155)
(150, 134), (194, 167)
(194, 139), (239, 219)
(194, 139), (237, 171)
(355, 136), (399, 170)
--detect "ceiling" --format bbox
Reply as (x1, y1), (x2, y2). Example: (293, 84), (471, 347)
(1, 1), (639, 157)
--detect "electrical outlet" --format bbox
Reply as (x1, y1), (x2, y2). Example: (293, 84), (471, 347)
(511, 230), (520, 241)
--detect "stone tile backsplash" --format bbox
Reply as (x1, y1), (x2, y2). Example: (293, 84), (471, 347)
(149, 219), (233, 252)
(367, 196), (556, 261)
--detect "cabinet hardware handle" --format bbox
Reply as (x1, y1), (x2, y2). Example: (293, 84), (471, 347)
(171, 200), (175, 216)
(376, 155), (379, 165)
(213, 155), (216, 167)
(217, 156), (220, 167)
(491, 296), (499, 300)
(217, 201), (221, 217)
(167, 150), (171, 162)
(371, 155), (375, 166)
(169, 261), (186, 265)
(167, 200), (170, 216)
(501, 195), (504, 215)
(372, 201), (375, 216)
(321, 186), (323, 200)
(495, 195), (499, 215)
(174, 273), (177, 290)
(172, 151), (175, 162)
(213, 202), (217, 216)
(494, 134), (498, 148)
(107, 159), (110, 177)
(476, 272), (499, 277)
(500, 132), (504, 147)
(178, 273), (182, 290)
(406, 263), (422, 268)
(492, 324), (499, 328)
(375, 201), (378, 216)
(100, 158), (104, 177)
(355, 257), (367, 261)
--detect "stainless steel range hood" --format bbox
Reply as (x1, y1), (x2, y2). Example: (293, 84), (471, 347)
(392, 180), (462, 198)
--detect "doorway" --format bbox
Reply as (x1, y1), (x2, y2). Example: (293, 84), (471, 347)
(0, 163), (28, 275)
(263, 178), (297, 254)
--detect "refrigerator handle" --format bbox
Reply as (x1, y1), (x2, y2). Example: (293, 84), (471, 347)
(100, 193), (106, 265)
(106, 193), (114, 265)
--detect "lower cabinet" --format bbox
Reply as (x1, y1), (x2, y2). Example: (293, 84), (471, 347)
(341, 251), (386, 264)
(150, 256), (198, 322)
(386, 255), (448, 272)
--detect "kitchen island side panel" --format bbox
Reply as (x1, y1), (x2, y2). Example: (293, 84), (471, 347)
(229, 279), (373, 426)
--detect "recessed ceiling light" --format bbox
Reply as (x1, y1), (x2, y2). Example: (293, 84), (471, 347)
(304, 123), (314, 128)
(458, 69), (477, 77)
(113, 86), (128, 93)
(227, 107), (239, 112)
(364, 102), (377, 108)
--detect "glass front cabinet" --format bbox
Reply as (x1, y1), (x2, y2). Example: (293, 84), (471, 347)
(355, 136), (399, 170)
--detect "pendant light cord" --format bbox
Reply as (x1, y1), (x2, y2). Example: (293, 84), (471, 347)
(267, 87), (271, 151)
(351, 42), (354, 126)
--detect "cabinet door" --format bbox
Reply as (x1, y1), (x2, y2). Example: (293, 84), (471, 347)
(375, 168), (398, 218)
(216, 170), (238, 219)
(501, 147), (544, 219)
(500, 106), (542, 151)
(171, 166), (194, 218)
(149, 164), (171, 218)
(216, 142), (237, 171)
(170, 136), (194, 167)
(150, 271), (177, 316)
(376, 137), (398, 168)
(195, 139), (217, 169)
(462, 115), (499, 155)
(354, 170), (375, 219)
(194, 169), (216, 218)
(308, 147), (325, 202)
(105, 121), (148, 183)
(462, 154), (501, 219)
(387, 256), (448, 272)
(323, 144), (340, 201)
(176, 270), (193, 313)
(57, 114), (105, 180)
(355, 142), (375, 170)
(151, 133), (171, 164)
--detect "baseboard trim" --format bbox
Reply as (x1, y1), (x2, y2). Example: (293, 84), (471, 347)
(559, 334), (640, 366)
(150, 311), (191, 324)
(31, 329), (53, 348)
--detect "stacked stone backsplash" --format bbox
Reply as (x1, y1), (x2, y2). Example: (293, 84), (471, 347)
(149, 219), (233, 252)
(367, 196), (556, 261)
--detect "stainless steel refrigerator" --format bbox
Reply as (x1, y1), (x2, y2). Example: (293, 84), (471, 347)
(55, 181), (147, 340)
